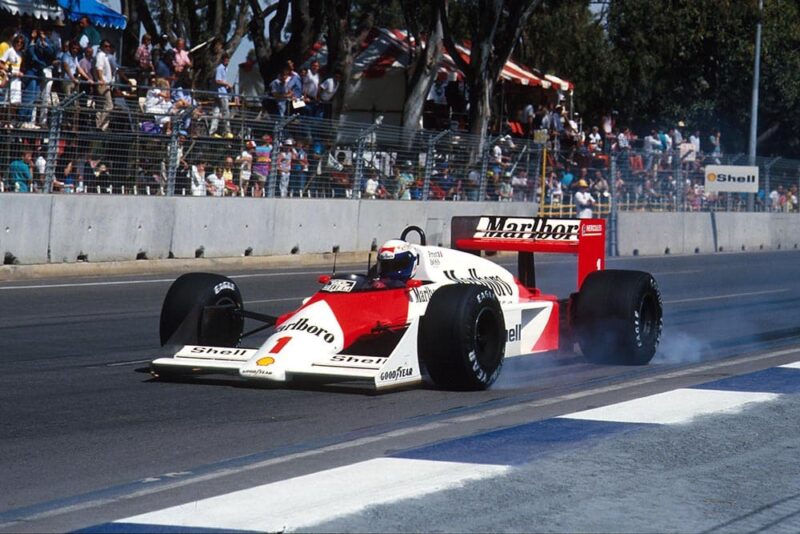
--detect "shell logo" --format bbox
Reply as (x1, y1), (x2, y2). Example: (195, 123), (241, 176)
(707, 173), (717, 181)
(256, 356), (275, 367)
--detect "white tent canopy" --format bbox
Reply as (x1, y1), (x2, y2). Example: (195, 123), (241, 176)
(0, 0), (62, 20)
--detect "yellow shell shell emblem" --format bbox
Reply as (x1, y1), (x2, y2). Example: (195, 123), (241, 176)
(256, 356), (275, 367)
(707, 173), (717, 181)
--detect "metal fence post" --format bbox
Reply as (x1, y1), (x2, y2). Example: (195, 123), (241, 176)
(609, 152), (618, 257)
(478, 135), (499, 200)
(166, 132), (179, 196)
(672, 146), (683, 211)
(43, 92), (81, 193)
(424, 129), (449, 201)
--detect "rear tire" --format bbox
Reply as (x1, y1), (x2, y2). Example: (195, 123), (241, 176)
(419, 285), (505, 390)
(574, 270), (662, 365)
(159, 273), (244, 347)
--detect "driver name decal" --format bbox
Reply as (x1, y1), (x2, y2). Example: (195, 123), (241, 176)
(321, 279), (356, 293)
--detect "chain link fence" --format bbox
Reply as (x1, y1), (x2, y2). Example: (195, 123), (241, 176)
(1, 76), (799, 216)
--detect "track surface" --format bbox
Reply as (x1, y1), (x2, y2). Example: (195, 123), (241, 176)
(1, 250), (800, 532)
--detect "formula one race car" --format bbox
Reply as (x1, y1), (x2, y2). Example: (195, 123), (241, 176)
(151, 215), (663, 391)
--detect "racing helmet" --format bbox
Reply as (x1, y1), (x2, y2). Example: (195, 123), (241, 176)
(377, 239), (419, 281)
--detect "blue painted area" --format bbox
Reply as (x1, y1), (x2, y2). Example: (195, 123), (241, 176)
(75, 523), (260, 533)
(692, 367), (800, 394)
(394, 418), (652, 466)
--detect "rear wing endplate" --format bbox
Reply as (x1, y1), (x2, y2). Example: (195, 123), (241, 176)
(451, 216), (606, 289)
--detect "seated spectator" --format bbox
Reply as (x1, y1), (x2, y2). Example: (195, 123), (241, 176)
(220, 156), (239, 196)
(206, 166), (225, 197)
(363, 172), (387, 199)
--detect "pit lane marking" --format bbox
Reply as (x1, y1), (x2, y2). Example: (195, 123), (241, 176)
(665, 289), (789, 304)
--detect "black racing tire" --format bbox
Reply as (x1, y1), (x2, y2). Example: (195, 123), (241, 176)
(419, 284), (506, 390)
(574, 270), (663, 365)
(159, 273), (244, 347)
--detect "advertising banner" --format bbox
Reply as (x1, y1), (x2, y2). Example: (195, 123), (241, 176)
(704, 165), (759, 193)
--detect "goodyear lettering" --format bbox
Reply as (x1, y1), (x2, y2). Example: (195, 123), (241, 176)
(213, 281), (235, 294)
(276, 317), (335, 343)
(443, 268), (514, 297)
(379, 366), (414, 381)
(190, 346), (249, 356)
(474, 216), (579, 241)
(241, 368), (273, 376)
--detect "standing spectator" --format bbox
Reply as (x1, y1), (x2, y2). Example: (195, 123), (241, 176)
(20, 26), (55, 127)
(93, 40), (114, 131)
(689, 130), (701, 158)
(35, 26), (59, 126)
(190, 160), (207, 196)
(220, 156), (239, 195)
(134, 33), (154, 86)
(8, 150), (33, 192)
(1, 35), (25, 126)
(209, 53), (233, 138)
(303, 59), (320, 115)
(318, 70), (341, 119)
(251, 134), (272, 198)
(397, 161), (415, 200)
(172, 37), (192, 87)
(77, 16), (101, 54)
(60, 40), (84, 96)
(206, 165), (225, 196)
(644, 129), (661, 172)
(708, 128), (722, 164)
(574, 179), (595, 219)
(152, 47), (174, 83)
(292, 139), (309, 196)
(276, 139), (294, 197)
(236, 140), (254, 195)
(269, 66), (291, 116)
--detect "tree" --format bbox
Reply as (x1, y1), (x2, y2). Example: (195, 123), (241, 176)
(400, 1), (443, 131)
(120, 0), (251, 91)
(439, 0), (541, 151)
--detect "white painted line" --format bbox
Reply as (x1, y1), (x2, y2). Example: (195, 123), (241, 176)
(118, 457), (509, 532)
(560, 388), (779, 425)
(665, 289), (788, 304)
(0, 271), (326, 291)
(779, 362), (800, 369)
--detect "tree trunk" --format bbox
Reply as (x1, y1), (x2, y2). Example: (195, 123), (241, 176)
(469, 77), (494, 162)
(402, 14), (443, 131)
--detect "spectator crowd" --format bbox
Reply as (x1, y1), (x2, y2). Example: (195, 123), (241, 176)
(1, 15), (797, 215)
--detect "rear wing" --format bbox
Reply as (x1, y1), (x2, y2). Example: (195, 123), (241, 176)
(451, 216), (606, 290)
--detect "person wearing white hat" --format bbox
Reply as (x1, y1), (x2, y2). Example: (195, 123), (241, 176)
(574, 179), (596, 219)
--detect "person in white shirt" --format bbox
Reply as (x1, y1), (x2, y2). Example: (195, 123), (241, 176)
(574, 179), (596, 219)
(318, 70), (341, 118)
(190, 162), (207, 196)
(303, 59), (320, 116)
(93, 40), (114, 131)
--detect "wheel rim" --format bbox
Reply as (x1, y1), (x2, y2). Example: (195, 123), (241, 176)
(474, 308), (502, 370)
(638, 293), (658, 344)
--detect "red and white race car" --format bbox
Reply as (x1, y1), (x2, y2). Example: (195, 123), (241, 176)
(151, 215), (663, 391)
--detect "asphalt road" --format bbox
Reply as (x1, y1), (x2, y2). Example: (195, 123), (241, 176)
(1, 250), (799, 532)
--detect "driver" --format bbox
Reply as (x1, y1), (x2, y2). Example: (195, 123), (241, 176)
(374, 239), (419, 287)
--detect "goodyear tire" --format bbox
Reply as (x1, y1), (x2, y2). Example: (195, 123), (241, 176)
(159, 273), (244, 347)
(574, 270), (662, 365)
(419, 285), (505, 390)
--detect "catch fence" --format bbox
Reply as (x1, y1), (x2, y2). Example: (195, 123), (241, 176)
(1, 76), (799, 217)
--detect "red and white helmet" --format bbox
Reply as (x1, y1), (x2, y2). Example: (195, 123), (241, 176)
(377, 239), (419, 281)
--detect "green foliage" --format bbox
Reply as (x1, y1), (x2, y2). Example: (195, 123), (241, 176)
(514, 0), (800, 157)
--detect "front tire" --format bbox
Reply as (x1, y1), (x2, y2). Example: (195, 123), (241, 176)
(419, 285), (506, 390)
(574, 270), (662, 365)
(159, 273), (244, 347)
